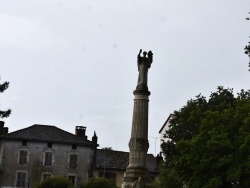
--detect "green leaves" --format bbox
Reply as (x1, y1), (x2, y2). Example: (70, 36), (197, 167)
(160, 87), (250, 187)
(0, 81), (9, 93)
(0, 78), (11, 118)
(84, 177), (116, 188)
(36, 176), (73, 188)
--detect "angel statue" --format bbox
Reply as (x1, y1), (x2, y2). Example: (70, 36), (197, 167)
(136, 49), (153, 90)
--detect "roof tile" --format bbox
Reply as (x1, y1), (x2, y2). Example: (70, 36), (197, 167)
(95, 149), (158, 173)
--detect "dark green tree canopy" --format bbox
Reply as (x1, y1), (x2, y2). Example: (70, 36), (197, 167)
(160, 87), (250, 188)
(0, 78), (11, 118)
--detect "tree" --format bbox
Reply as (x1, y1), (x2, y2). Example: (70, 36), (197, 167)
(0, 78), (11, 118)
(36, 176), (73, 188)
(244, 12), (250, 71)
(160, 87), (250, 188)
(244, 42), (250, 71)
(102, 147), (113, 150)
(83, 177), (116, 188)
(151, 179), (161, 188)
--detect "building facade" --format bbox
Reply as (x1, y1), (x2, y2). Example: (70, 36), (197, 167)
(0, 121), (97, 188)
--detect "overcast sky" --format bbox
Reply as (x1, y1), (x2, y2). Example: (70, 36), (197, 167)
(0, 0), (249, 155)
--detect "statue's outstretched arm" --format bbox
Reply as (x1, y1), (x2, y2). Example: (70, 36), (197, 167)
(138, 49), (142, 57)
(137, 49), (142, 71)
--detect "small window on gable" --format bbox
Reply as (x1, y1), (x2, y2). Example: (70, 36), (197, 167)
(18, 150), (28, 165)
(72, 144), (77, 150)
(22, 140), (27, 146)
(69, 154), (78, 168)
(47, 142), (52, 148)
(44, 152), (53, 166)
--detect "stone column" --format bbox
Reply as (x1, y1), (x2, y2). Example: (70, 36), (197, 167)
(122, 50), (153, 188)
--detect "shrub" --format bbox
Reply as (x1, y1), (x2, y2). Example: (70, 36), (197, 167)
(151, 179), (161, 188)
(84, 177), (116, 188)
(36, 176), (73, 188)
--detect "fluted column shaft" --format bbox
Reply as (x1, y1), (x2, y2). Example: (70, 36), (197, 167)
(128, 94), (149, 168)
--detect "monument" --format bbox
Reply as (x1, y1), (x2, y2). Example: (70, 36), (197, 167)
(122, 49), (153, 188)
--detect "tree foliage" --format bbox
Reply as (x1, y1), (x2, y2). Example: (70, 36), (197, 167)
(0, 78), (11, 118)
(102, 147), (113, 150)
(245, 12), (250, 71)
(36, 176), (73, 188)
(160, 87), (250, 188)
(83, 177), (116, 188)
(244, 42), (250, 71)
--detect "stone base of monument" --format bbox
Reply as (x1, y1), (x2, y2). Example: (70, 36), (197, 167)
(122, 166), (151, 188)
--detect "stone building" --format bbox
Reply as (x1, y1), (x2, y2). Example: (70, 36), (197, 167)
(0, 121), (97, 188)
(93, 149), (160, 188)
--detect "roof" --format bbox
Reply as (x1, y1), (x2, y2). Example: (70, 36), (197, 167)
(1, 124), (93, 146)
(95, 149), (159, 173)
(159, 113), (174, 134)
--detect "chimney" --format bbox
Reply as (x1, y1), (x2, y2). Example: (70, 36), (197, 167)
(0, 121), (4, 135)
(75, 126), (87, 140)
(92, 131), (98, 166)
(92, 131), (98, 145)
(3, 127), (8, 135)
(156, 153), (163, 168)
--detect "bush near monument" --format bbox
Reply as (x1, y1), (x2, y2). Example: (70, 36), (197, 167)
(83, 177), (116, 188)
(36, 176), (73, 188)
(160, 87), (250, 187)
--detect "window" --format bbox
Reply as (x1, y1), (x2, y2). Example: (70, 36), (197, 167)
(42, 172), (52, 181)
(44, 152), (53, 166)
(47, 142), (52, 148)
(68, 175), (76, 186)
(22, 140), (27, 146)
(16, 171), (27, 188)
(69, 154), (78, 168)
(18, 150), (28, 165)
